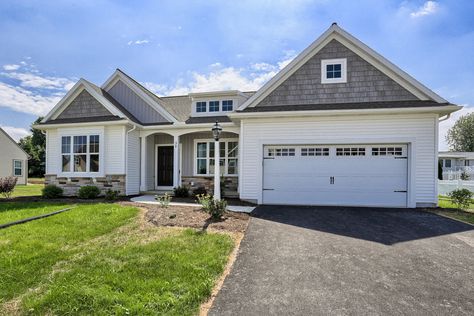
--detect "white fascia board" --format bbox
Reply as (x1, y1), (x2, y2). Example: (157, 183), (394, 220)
(230, 105), (462, 120)
(101, 71), (178, 123)
(33, 120), (131, 130)
(141, 121), (237, 130)
(238, 24), (447, 111)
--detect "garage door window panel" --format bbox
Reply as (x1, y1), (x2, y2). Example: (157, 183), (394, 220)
(301, 147), (329, 156)
(372, 147), (403, 156)
(336, 147), (366, 156)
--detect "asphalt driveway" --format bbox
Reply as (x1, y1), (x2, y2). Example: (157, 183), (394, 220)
(209, 206), (474, 315)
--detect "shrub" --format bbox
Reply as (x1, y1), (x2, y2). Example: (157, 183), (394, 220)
(197, 194), (227, 219)
(77, 185), (101, 199)
(104, 189), (120, 201)
(192, 187), (207, 197)
(42, 184), (63, 199)
(155, 193), (171, 208)
(173, 186), (189, 198)
(460, 171), (470, 181)
(0, 176), (18, 199)
(448, 188), (473, 209)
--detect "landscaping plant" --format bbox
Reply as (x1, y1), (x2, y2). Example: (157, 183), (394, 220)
(197, 194), (227, 219)
(192, 186), (207, 197)
(448, 188), (474, 209)
(155, 193), (171, 208)
(77, 185), (101, 199)
(173, 185), (189, 197)
(104, 189), (120, 201)
(0, 176), (17, 199)
(42, 184), (63, 199)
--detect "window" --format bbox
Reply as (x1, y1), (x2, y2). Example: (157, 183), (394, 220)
(267, 148), (296, 157)
(371, 147), (403, 156)
(61, 135), (100, 173)
(464, 160), (470, 167)
(195, 140), (238, 176)
(336, 147), (365, 156)
(209, 101), (220, 112)
(13, 160), (22, 176)
(196, 101), (206, 113)
(222, 100), (233, 111)
(445, 159), (451, 168)
(321, 58), (347, 84)
(301, 147), (329, 156)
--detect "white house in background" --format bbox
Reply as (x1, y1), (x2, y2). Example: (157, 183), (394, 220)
(439, 151), (474, 180)
(36, 23), (461, 208)
(0, 127), (28, 185)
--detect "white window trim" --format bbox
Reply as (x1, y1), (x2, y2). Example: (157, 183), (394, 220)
(13, 160), (22, 177)
(191, 98), (236, 117)
(58, 131), (104, 177)
(321, 58), (347, 84)
(193, 138), (239, 177)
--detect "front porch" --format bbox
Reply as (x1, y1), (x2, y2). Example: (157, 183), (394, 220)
(139, 127), (240, 198)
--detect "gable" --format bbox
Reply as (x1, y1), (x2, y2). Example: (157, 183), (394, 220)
(107, 80), (170, 124)
(56, 90), (113, 119)
(256, 39), (418, 107)
(0, 128), (28, 159)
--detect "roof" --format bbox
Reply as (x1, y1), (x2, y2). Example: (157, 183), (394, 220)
(439, 152), (474, 159)
(39, 116), (126, 125)
(239, 100), (453, 113)
(185, 116), (232, 124)
(0, 127), (29, 157)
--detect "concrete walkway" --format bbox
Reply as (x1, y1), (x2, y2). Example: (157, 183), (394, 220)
(209, 205), (474, 315)
(130, 195), (255, 213)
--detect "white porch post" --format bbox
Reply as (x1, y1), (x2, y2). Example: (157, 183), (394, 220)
(140, 136), (147, 192)
(173, 135), (180, 188)
(214, 140), (221, 200)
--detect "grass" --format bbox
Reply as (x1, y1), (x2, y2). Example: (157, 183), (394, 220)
(9, 184), (43, 198)
(433, 195), (474, 225)
(0, 202), (234, 315)
(0, 202), (68, 225)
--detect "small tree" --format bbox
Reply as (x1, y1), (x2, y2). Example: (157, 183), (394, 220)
(0, 176), (18, 199)
(446, 113), (474, 152)
(448, 189), (473, 210)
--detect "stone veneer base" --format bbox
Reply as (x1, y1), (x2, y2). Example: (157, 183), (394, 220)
(45, 174), (126, 196)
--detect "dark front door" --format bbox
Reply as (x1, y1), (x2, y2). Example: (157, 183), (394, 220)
(157, 146), (174, 187)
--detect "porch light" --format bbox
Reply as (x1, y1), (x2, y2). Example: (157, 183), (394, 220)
(212, 121), (222, 200)
(212, 121), (222, 141)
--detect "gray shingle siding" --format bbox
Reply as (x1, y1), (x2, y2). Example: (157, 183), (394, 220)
(257, 39), (418, 107)
(57, 90), (112, 119)
(108, 80), (169, 124)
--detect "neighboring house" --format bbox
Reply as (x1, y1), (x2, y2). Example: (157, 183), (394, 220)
(439, 151), (474, 180)
(36, 23), (460, 208)
(0, 127), (28, 185)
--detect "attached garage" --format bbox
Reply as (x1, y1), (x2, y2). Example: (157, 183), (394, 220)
(262, 144), (408, 207)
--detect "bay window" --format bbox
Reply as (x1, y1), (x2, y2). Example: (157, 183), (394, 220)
(195, 139), (238, 176)
(61, 135), (100, 174)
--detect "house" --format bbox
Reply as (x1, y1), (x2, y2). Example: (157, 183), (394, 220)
(439, 151), (474, 180)
(0, 127), (28, 185)
(36, 23), (460, 208)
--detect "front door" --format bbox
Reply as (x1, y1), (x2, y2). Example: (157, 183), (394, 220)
(157, 146), (174, 187)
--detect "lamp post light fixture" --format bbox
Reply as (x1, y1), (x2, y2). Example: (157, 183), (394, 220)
(212, 121), (222, 200)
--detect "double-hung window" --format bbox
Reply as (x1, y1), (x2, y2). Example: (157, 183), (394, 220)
(13, 160), (22, 176)
(195, 140), (238, 176)
(209, 101), (220, 112)
(196, 101), (206, 113)
(61, 135), (100, 174)
(222, 100), (233, 111)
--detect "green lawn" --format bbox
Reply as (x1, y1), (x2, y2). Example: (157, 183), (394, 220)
(0, 202), (234, 315)
(10, 183), (43, 198)
(434, 195), (474, 225)
(0, 202), (69, 225)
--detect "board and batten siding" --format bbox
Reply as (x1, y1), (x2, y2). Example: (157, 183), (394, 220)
(126, 128), (140, 195)
(239, 114), (438, 207)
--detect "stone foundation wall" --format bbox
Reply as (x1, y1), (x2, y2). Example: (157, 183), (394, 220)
(45, 174), (126, 196)
(181, 176), (238, 197)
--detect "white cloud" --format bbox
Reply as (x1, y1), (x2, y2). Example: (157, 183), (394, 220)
(410, 1), (439, 18)
(439, 105), (474, 151)
(2, 72), (75, 90)
(127, 39), (150, 46)
(0, 125), (31, 142)
(145, 53), (296, 96)
(0, 81), (63, 116)
(3, 64), (21, 71)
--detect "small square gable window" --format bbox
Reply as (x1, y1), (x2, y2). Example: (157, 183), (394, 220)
(321, 58), (347, 84)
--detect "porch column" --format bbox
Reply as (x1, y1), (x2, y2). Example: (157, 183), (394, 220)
(140, 136), (147, 192)
(173, 135), (180, 188)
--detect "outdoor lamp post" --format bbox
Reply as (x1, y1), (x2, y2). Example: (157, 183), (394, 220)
(212, 121), (222, 200)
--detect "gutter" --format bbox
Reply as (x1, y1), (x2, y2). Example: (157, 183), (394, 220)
(438, 113), (451, 122)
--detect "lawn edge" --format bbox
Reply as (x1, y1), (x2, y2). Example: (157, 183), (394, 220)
(424, 209), (474, 226)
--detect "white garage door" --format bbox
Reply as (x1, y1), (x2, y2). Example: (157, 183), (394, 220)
(263, 144), (408, 207)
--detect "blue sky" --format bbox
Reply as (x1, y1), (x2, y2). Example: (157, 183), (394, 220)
(0, 0), (473, 150)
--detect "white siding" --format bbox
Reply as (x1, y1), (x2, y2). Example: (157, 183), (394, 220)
(46, 129), (59, 175)
(126, 128), (140, 195)
(240, 114), (438, 207)
(105, 125), (126, 174)
(145, 135), (155, 189)
(0, 129), (28, 185)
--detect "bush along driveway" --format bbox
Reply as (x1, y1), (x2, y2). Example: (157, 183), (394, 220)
(0, 202), (238, 315)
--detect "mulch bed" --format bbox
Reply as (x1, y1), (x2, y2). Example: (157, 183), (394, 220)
(121, 202), (250, 233)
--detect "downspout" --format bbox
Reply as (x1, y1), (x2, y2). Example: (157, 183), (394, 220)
(125, 124), (137, 195)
